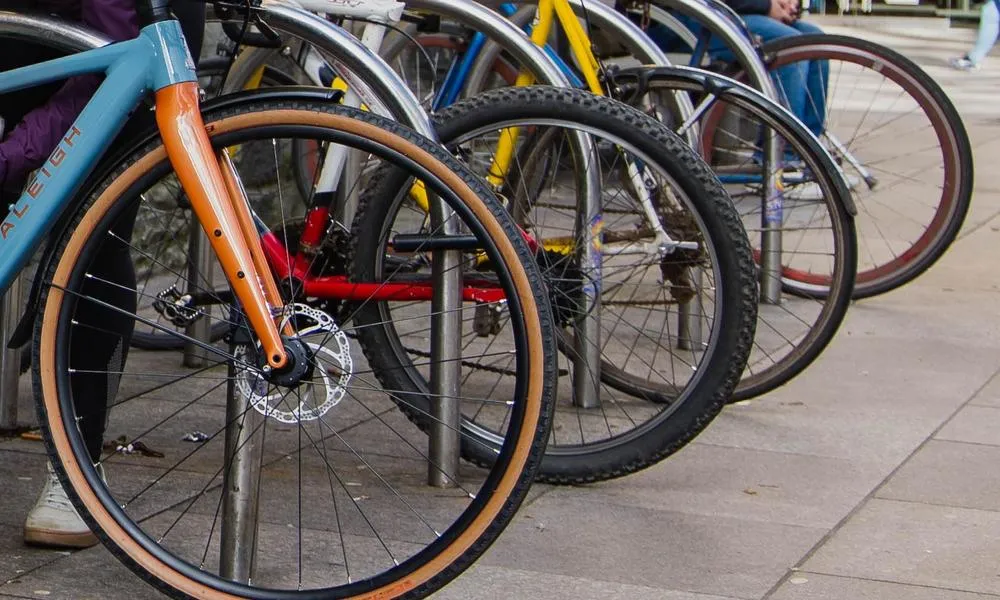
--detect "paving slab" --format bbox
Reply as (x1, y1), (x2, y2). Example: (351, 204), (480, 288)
(0, 525), (64, 587)
(878, 440), (1000, 512)
(551, 442), (886, 529)
(435, 566), (740, 600)
(902, 215), (1000, 294)
(0, 544), (153, 600)
(936, 405), (1000, 446)
(770, 572), (1000, 600)
(802, 498), (1000, 595)
(971, 368), (1000, 408)
(0, 449), (50, 529)
(477, 495), (825, 599)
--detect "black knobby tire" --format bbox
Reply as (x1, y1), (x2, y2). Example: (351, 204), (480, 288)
(35, 95), (555, 599)
(352, 86), (757, 484)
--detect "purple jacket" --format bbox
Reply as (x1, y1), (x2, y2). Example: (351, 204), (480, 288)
(0, 0), (138, 190)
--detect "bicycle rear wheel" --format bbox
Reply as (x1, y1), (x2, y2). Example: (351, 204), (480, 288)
(753, 34), (972, 299)
(353, 86), (757, 483)
(34, 94), (555, 598)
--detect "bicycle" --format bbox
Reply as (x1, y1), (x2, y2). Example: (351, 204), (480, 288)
(366, 0), (856, 402)
(618, 0), (974, 299)
(8, 2), (563, 597)
(112, 1), (765, 483)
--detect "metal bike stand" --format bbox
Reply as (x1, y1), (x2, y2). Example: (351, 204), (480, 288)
(220, 363), (263, 582)
(376, 0), (578, 482)
(677, 271), (704, 351)
(760, 134), (783, 304)
(184, 223), (216, 367)
(652, 0), (786, 304)
(572, 150), (603, 410)
(218, 0), (574, 487)
(0, 274), (23, 431)
(219, 318), (263, 583)
(428, 244), (462, 487)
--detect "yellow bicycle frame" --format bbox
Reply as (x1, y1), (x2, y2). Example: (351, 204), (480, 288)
(487, 0), (607, 189)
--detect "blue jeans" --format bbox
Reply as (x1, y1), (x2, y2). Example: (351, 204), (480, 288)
(646, 15), (829, 137)
(968, 0), (1000, 64)
(712, 17), (828, 137)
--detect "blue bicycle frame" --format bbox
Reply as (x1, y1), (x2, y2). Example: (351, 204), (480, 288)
(431, 2), (583, 111)
(0, 20), (194, 294)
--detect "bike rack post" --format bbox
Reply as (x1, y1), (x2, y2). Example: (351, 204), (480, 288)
(650, 0), (785, 304)
(412, 0), (608, 409)
(677, 270), (704, 351)
(374, 0), (583, 477)
(760, 134), (783, 303)
(572, 147), (603, 409)
(219, 391), (263, 582)
(184, 224), (216, 367)
(220, 322), (263, 583)
(427, 245), (462, 487)
(0, 274), (23, 431)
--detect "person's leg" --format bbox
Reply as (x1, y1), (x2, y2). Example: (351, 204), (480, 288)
(711, 15), (809, 123)
(791, 20), (828, 136)
(743, 16), (810, 125)
(70, 205), (139, 463)
(2, 38), (139, 548)
(715, 16), (811, 160)
(967, 0), (999, 65)
(24, 177), (139, 550)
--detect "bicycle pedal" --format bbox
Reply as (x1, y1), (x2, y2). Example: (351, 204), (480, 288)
(473, 302), (502, 337)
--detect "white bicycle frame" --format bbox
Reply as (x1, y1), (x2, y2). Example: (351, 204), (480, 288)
(258, 0), (406, 204)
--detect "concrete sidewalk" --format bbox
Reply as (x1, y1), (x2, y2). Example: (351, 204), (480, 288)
(0, 16), (998, 600)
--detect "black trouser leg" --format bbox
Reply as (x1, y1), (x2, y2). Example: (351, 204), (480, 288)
(69, 204), (138, 463)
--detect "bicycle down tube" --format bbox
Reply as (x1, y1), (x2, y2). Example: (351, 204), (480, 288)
(0, 20), (288, 367)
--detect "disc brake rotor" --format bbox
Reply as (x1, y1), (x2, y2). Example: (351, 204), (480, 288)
(234, 303), (352, 423)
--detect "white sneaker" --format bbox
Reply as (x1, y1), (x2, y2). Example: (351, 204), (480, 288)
(948, 56), (979, 71)
(24, 462), (101, 549)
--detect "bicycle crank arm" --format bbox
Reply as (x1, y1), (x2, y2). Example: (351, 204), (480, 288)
(602, 240), (700, 256)
(390, 233), (484, 252)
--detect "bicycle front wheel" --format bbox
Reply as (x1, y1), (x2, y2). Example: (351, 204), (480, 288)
(623, 67), (857, 400)
(34, 94), (555, 599)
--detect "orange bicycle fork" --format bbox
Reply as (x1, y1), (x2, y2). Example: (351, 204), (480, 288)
(155, 82), (288, 370)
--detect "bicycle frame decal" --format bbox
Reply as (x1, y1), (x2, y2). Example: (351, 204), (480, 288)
(0, 20), (194, 293)
(1, 126), (83, 240)
(26, 126), (83, 199)
(766, 175), (785, 225)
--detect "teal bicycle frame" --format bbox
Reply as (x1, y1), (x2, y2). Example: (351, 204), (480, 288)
(0, 19), (193, 293)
